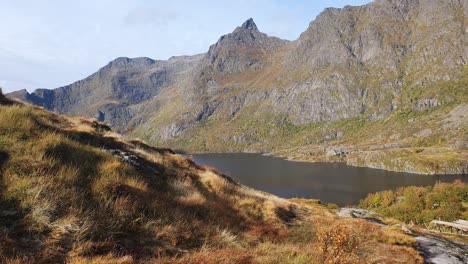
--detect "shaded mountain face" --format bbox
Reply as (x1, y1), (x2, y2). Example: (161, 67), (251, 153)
(8, 0), (468, 152)
(11, 55), (204, 129)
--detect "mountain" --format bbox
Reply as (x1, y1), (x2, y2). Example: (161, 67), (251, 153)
(0, 90), (426, 263)
(206, 18), (288, 73)
(8, 0), (468, 174)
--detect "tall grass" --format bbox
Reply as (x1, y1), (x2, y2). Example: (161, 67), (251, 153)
(0, 102), (424, 263)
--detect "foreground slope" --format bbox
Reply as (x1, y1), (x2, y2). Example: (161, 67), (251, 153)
(0, 90), (427, 263)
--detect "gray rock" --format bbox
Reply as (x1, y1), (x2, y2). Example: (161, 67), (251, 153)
(326, 148), (349, 157)
(393, 223), (413, 234)
(206, 18), (288, 73)
(414, 98), (442, 111)
(7, 0), (467, 150)
(415, 128), (433, 137)
(337, 208), (379, 219)
(416, 235), (468, 264)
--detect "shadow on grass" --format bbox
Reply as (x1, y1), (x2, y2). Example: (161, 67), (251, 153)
(0, 150), (45, 260)
(5, 111), (264, 260)
(44, 141), (105, 184)
(0, 149), (8, 178)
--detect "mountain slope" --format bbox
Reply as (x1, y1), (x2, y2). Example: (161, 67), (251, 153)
(0, 89), (426, 263)
(7, 0), (468, 174)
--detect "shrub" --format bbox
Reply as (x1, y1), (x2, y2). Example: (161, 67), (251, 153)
(359, 181), (467, 224)
(316, 223), (360, 264)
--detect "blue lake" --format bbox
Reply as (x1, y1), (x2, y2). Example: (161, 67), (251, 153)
(190, 153), (466, 206)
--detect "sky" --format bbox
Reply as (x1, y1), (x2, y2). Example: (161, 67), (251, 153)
(0, 0), (372, 93)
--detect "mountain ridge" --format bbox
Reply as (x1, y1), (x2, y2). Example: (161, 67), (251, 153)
(7, 0), (468, 174)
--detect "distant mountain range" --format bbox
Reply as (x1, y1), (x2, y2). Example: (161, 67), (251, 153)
(8, 0), (468, 174)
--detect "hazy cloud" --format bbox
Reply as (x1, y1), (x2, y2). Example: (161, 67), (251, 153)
(124, 6), (179, 27)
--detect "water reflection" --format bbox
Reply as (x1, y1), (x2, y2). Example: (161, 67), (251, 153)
(190, 153), (466, 206)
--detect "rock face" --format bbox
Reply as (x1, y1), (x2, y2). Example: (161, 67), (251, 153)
(205, 18), (288, 73)
(8, 0), (468, 151)
(416, 235), (468, 264)
(10, 55), (204, 132)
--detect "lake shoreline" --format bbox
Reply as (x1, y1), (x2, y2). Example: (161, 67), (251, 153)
(184, 150), (468, 176)
(189, 153), (466, 206)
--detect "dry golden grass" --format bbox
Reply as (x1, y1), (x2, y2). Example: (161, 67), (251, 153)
(0, 95), (425, 263)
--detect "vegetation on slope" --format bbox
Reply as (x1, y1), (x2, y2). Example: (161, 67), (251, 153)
(359, 181), (468, 224)
(0, 90), (425, 263)
(132, 68), (468, 175)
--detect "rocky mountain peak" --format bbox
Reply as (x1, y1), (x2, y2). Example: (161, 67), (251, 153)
(107, 57), (156, 69)
(206, 18), (287, 73)
(236, 18), (258, 32)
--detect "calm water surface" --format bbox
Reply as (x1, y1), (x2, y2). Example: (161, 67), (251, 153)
(190, 153), (466, 206)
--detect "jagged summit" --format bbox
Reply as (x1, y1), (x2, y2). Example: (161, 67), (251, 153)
(207, 18), (287, 73)
(205, 17), (287, 73)
(107, 57), (156, 68)
(237, 18), (258, 32)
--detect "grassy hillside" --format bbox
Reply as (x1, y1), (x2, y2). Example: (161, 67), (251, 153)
(0, 90), (426, 263)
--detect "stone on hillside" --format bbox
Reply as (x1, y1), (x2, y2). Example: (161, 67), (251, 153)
(415, 128), (433, 137)
(337, 208), (379, 219)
